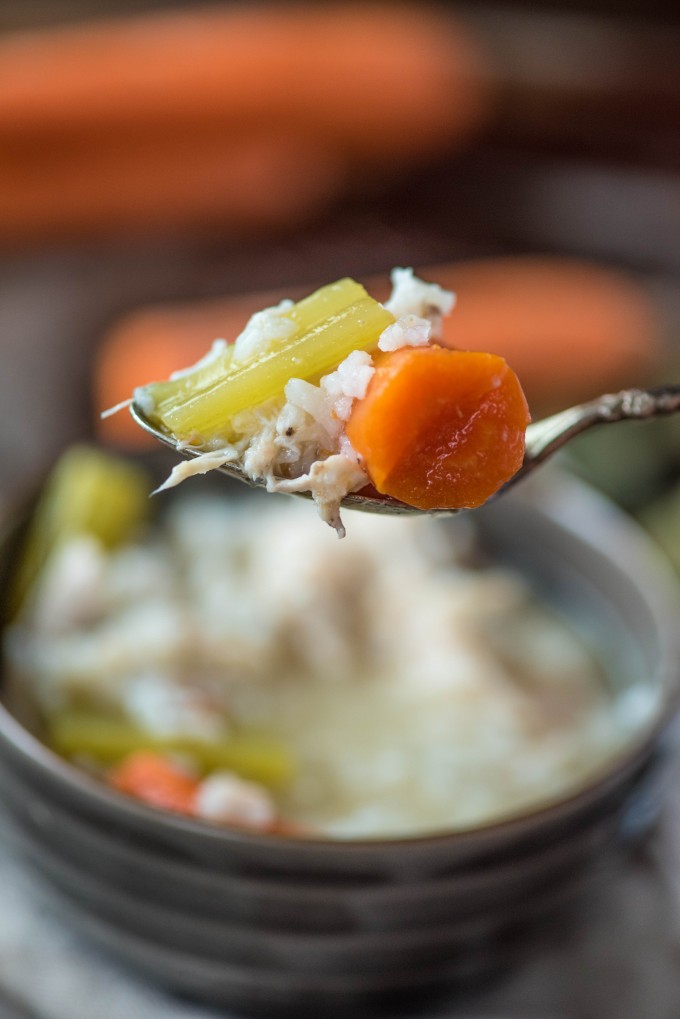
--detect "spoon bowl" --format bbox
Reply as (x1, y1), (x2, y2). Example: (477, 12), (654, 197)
(130, 384), (680, 516)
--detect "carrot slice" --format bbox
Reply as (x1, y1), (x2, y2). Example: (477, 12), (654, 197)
(346, 346), (530, 510)
(108, 750), (198, 815)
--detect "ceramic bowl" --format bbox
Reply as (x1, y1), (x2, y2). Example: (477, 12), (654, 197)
(0, 471), (678, 1018)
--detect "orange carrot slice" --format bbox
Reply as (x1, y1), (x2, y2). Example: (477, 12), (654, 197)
(108, 750), (198, 815)
(346, 346), (530, 510)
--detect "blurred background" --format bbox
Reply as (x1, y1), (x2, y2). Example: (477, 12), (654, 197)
(2, 2), (680, 1014)
(1, 0), (680, 548)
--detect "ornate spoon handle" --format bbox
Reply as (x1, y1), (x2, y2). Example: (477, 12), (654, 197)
(515, 385), (680, 482)
(131, 383), (680, 514)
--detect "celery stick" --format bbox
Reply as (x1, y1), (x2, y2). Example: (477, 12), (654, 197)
(161, 297), (394, 441)
(48, 713), (294, 788)
(147, 345), (235, 418)
(37, 445), (148, 548)
(143, 278), (368, 429)
(287, 277), (367, 331)
(11, 446), (149, 617)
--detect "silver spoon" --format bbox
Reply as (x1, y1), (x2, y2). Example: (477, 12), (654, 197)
(131, 384), (680, 516)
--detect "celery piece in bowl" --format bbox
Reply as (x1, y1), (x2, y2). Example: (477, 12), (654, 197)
(49, 712), (294, 789)
(11, 445), (149, 616)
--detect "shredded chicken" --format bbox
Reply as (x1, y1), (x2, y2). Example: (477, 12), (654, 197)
(270, 452), (369, 537)
(153, 446), (241, 493)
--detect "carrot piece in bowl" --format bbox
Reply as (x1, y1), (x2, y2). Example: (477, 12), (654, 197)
(346, 346), (530, 510)
(108, 751), (199, 815)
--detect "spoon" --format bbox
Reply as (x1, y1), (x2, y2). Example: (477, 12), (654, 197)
(131, 384), (680, 516)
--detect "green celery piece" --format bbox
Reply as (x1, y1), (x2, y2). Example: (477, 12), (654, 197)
(287, 277), (367, 331)
(37, 445), (148, 548)
(48, 712), (294, 789)
(146, 344), (235, 419)
(144, 277), (369, 430)
(160, 296), (394, 441)
(11, 446), (149, 618)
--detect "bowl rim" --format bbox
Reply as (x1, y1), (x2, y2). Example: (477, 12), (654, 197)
(1, 471), (679, 854)
(0, 738), (620, 899)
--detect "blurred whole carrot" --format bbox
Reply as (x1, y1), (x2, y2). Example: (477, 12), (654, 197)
(96, 256), (663, 448)
(1, 129), (345, 239)
(0, 4), (491, 243)
(427, 257), (662, 406)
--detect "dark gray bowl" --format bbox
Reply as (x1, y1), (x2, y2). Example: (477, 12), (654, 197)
(0, 471), (678, 1018)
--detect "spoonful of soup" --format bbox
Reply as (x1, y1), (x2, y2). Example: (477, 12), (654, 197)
(123, 270), (680, 533)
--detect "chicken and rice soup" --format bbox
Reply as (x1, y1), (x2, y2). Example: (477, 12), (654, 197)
(5, 493), (652, 839)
